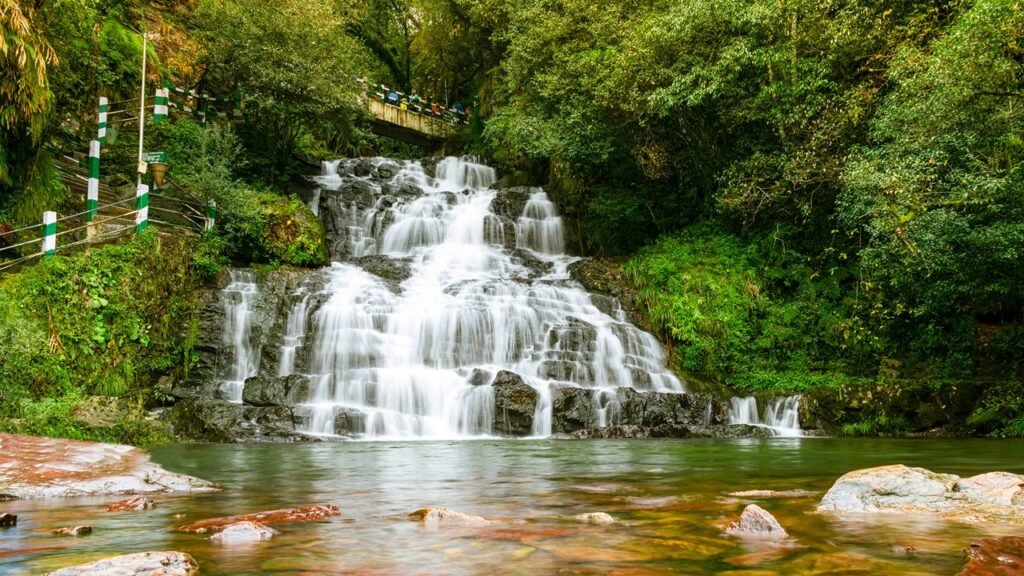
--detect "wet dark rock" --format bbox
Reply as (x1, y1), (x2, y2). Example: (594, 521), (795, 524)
(613, 388), (715, 428)
(419, 157), (440, 178)
(333, 409), (367, 436)
(169, 397), (317, 443)
(353, 158), (375, 177)
(464, 367), (495, 387)
(0, 513), (16, 527)
(492, 371), (538, 436)
(511, 249), (554, 279)
(551, 386), (595, 433)
(725, 504), (789, 540)
(490, 187), (532, 221)
(960, 537), (1024, 575)
(243, 375), (311, 407)
(556, 424), (693, 439)
(374, 160), (401, 180)
(47, 551), (199, 576)
(354, 255), (412, 286)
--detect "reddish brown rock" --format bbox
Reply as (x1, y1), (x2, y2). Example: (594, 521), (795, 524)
(960, 537), (1024, 576)
(105, 496), (156, 512)
(176, 504), (339, 533)
(51, 526), (92, 536)
(0, 512), (16, 527)
(0, 434), (218, 499)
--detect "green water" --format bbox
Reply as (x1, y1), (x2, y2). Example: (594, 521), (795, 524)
(5, 438), (1024, 575)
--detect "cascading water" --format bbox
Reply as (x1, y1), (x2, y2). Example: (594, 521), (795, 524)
(278, 157), (683, 439)
(727, 396), (803, 437)
(219, 269), (261, 402)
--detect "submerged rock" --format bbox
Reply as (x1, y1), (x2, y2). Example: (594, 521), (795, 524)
(574, 512), (615, 524)
(209, 521), (277, 544)
(492, 371), (538, 436)
(177, 504), (340, 533)
(105, 497), (155, 512)
(729, 489), (819, 499)
(0, 434), (218, 499)
(725, 504), (789, 540)
(818, 465), (1024, 522)
(409, 507), (491, 527)
(960, 537), (1024, 575)
(46, 551), (199, 576)
(51, 526), (92, 536)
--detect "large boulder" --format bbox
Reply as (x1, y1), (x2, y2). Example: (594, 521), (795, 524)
(46, 551), (198, 576)
(818, 465), (1024, 522)
(492, 371), (538, 436)
(169, 398), (313, 443)
(242, 375), (311, 407)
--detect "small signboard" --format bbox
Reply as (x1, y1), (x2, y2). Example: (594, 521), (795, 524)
(142, 151), (168, 164)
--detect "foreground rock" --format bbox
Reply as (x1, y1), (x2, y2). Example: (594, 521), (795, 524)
(492, 371), (538, 436)
(0, 512), (16, 527)
(209, 521), (277, 544)
(818, 465), (1024, 522)
(409, 507), (492, 527)
(960, 537), (1024, 575)
(0, 434), (218, 499)
(177, 504), (340, 533)
(725, 504), (789, 540)
(47, 551), (198, 576)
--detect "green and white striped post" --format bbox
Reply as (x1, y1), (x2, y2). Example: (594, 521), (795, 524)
(154, 88), (169, 123)
(97, 97), (108, 143)
(87, 140), (100, 222)
(205, 199), (217, 231)
(135, 184), (149, 233)
(42, 211), (57, 258)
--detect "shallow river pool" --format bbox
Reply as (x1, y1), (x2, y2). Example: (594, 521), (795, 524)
(4, 438), (1024, 575)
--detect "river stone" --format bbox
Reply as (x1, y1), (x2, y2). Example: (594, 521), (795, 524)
(46, 551), (199, 576)
(725, 504), (789, 540)
(374, 160), (401, 180)
(242, 375), (311, 407)
(960, 537), (1024, 575)
(409, 507), (491, 527)
(209, 521), (277, 544)
(489, 187), (532, 221)
(492, 371), (538, 436)
(105, 496), (155, 512)
(0, 513), (16, 527)
(574, 512), (615, 524)
(0, 434), (218, 499)
(51, 526), (92, 536)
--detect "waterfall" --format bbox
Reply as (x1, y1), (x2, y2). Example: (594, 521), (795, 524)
(219, 270), (261, 402)
(727, 396), (802, 437)
(273, 157), (683, 439)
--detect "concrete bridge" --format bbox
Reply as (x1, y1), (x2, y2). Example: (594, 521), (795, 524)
(364, 99), (463, 148)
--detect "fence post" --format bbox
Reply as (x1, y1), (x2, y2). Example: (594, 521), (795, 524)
(205, 199), (217, 231)
(135, 184), (149, 233)
(42, 211), (56, 258)
(97, 97), (108, 143)
(154, 88), (169, 123)
(87, 140), (100, 227)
